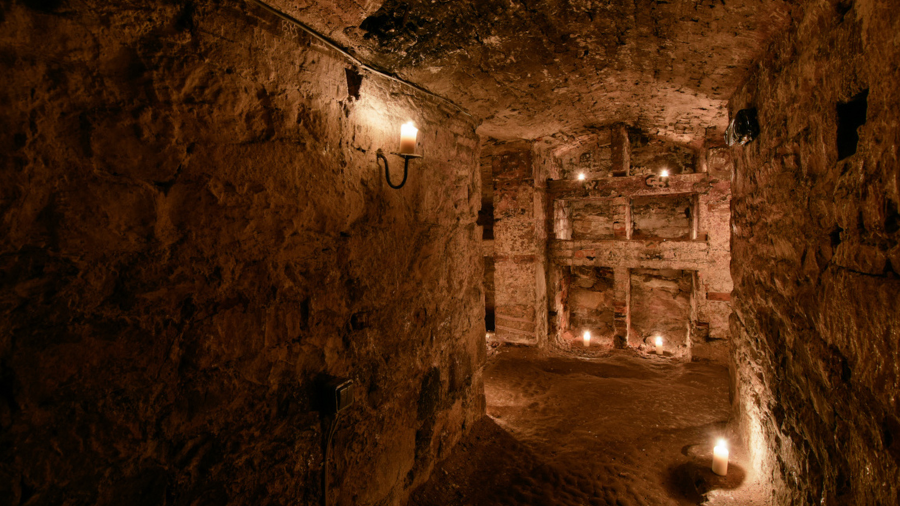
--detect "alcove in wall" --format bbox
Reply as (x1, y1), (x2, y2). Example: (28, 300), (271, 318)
(629, 268), (693, 352)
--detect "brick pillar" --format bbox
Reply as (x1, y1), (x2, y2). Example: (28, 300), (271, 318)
(612, 197), (629, 239)
(613, 266), (630, 348)
(625, 198), (633, 240)
(553, 199), (571, 240)
(492, 143), (539, 344)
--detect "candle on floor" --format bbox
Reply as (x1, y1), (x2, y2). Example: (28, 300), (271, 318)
(712, 439), (729, 476)
(655, 336), (663, 354)
(399, 122), (418, 154)
(583, 331), (591, 347)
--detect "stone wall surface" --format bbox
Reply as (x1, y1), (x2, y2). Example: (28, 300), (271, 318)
(567, 266), (616, 345)
(729, 0), (900, 503)
(486, 141), (542, 344)
(630, 269), (691, 353)
(539, 125), (733, 355)
(628, 132), (697, 177)
(0, 1), (484, 505)
(570, 199), (625, 240)
(336, 0), (795, 142)
(632, 194), (693, 239)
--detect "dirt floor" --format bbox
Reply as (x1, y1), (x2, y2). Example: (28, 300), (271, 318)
(409, 345), (770, 506)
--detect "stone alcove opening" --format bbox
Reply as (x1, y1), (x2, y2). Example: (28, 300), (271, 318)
(632, 194), (695, 240)
(629, 268), (693, 355)
(566, 266), (617, 348)
(570, 198), (625, 240)
(628, 130), (697, 177)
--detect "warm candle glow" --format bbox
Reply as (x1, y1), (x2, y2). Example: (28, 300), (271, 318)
(583, 331), (591, 347)
(399, 122), (418, 154)
(712, 439), (729, 476)
(660, 169), (669, 178)
(655, 335), (663, 354)
(577, 172), (586, 181)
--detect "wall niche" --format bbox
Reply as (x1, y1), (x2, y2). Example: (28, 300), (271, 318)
(630, 269), (693, 352)
(632, 194), (694, 240)
(567, 266), (616, 347)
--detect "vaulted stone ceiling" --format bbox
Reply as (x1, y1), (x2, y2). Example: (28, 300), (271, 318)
(269, 0), (794, 144)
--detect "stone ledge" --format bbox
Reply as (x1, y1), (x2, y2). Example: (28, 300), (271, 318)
(550, 238), (710, 270)
(547, 172), (710, 200)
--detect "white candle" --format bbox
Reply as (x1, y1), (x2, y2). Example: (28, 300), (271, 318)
(712, 440), (729, 476)
(583, 331), (591, 347)
(399, 122), (418, 154)
(660, 169), (669, 178)
(655, 336), (663, 354)
(577, 172), (586, 181)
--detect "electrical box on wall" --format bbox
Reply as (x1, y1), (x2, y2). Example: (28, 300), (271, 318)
(324, 377), (354, 414)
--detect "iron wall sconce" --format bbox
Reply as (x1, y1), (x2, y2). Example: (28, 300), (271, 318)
(377, 122), (421, 189)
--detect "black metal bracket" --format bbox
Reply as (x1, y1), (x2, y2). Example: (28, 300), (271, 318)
(376, 149), (423, 189)
(644, 174), (670, 188)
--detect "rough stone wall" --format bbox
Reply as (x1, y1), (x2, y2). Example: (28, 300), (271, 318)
(630, 269), (692, 353)
(546, 139), (734, 356)
(570, 199), (626, 240)
(567, 267), (616, 346)
(632, 194), (693, 240)
(0, 2), (484, 505)
(695, 147), (733, 344)
(557, 130), (615, 179)
(629, 131), (697, 177)
(729, 0), (900, 504)
(485, 140), (548, 345)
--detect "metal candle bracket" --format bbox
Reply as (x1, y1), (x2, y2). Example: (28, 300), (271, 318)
(644, 174), (670, 188)
(376, 149), (423, 189)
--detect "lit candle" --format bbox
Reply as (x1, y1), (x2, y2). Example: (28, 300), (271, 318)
(399, 122), (418, 155)
(655, 336), (663, 354)
(577, 172), (586, 181)
(660, 169), (669, 178)
(583, 331), (591, 347)
(712, 439), (729, 476)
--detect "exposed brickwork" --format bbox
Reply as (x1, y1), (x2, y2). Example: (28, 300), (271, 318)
(546, 132), (733, 356)
(488, 142), (542, 344)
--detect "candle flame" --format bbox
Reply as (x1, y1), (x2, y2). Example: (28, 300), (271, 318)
(577, 172), (586, 181)
(716, 438), (727, 449)
(655, 336), (663, 346)
(660, 169), (669, 178)
(401, 121), (418, 135)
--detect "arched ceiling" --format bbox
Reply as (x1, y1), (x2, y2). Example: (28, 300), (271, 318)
(266, 0), (795, 144)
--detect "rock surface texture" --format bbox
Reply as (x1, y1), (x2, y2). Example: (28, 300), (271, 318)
(728, 0), (900, 503)
(269, 0), (794, 143)
(0, 1), (484, 505)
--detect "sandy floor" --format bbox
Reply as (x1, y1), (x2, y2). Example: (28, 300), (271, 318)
(410, 345), (770, 506)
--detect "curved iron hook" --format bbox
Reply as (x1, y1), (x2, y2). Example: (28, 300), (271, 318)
(376, 149), (410, 189)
